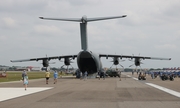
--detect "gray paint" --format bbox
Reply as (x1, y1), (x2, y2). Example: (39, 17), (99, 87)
(80, 23), (88, 51)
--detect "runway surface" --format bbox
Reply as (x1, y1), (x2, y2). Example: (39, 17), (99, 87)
(0, 72), (180, 108)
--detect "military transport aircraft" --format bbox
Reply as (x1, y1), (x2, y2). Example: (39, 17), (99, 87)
(11, 15), (171, 75)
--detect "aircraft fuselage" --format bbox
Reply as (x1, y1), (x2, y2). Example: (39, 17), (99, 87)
(77, 50), (102, 74)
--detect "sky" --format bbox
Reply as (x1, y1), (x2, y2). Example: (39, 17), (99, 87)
(0, 0), (180, 69)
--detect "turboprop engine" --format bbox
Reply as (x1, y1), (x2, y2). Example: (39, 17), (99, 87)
(42, 59), (49, 67)
(110, 57), (124, 68)
(60, 57), (75, 71)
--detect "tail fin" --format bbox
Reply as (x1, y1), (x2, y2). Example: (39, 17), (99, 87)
(39, 15), (127, 51)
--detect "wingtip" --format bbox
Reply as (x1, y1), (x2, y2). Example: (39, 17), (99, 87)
(169, 58), (171, 60)
(122, 15), (127, 17)
(39, 17), (44, 19)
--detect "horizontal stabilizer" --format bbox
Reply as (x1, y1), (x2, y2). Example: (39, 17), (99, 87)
(39, 17), (81, 22)
(87, 15), (127, 22)
(39, 15), (127, 23)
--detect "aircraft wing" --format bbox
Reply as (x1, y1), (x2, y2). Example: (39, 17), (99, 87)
(99, 54), (171, 60)
(11, 55), (77, 62)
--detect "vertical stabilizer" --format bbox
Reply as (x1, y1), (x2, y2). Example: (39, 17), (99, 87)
(39, 15), (127, 51)
(80, 23), (88, 51)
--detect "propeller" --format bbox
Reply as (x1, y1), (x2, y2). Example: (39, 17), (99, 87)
(38, 55), (56, 71)
(129, 64), (134, 67)
(59, 57), (74, 74)
(110, 57), (125, 69)
(42, 55), (56, 65)
(129, 54), (144, 72)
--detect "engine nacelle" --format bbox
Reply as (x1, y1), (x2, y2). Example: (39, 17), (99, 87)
(113, 57), (119, 65)
(64, 58), (71, 66)
(134, 58), (141, 66)
(42, 59), (49, 67)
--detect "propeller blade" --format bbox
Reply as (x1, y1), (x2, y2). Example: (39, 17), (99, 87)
(110, 64), (114, 68)
(129, 64), (134, 67)
(119, 64), (124, 68)
(49, 62), (56, 64)
(140, 62), (144, 64)
(70, 64), (74, 69)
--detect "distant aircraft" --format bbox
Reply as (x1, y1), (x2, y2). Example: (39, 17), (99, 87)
(11, 15), (171, 75)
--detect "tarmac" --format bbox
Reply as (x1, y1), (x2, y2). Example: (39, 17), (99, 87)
(0, 72), (180, 108)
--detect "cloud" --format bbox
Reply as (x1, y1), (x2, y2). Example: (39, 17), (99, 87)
(155, 44), (178, 50)
(65, 0), (100, 6)
(34, 25), (61, 34)
(0, 0), (179, 69)
(2, 17), (17, 28)
(0, 35), (7, 42)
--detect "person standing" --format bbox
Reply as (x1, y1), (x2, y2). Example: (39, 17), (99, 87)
(98, 71), (101, 80)
(119, 71), (121, 81)
(22, 70), (26, 80)
(103, 71), (106, 80)
(53, 71), (58, 84)
(23, 73), (28, 90)
(80, 71), (83, 80)
(45, 70), (50, 84)
(151, 72), (154, 79)
(99, 71), (105, 80)
(160, 72), (163, 80)
(84, 71), (88, 81)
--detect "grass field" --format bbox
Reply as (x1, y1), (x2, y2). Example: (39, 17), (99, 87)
(0, 71), (73, 83)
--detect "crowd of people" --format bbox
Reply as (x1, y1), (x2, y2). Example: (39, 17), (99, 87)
(147, 70), (177, 81)
(21, 69), (123, 90)
(138, 70), (180, 81)
(133, 69), (180, 81)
